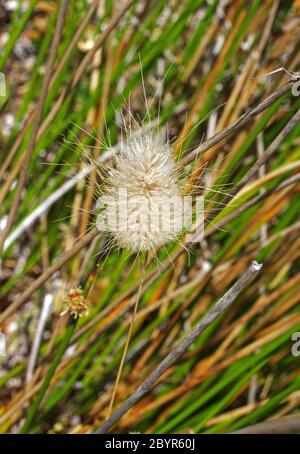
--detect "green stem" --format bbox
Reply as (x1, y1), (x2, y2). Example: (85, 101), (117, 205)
(19, 317), (77, 434)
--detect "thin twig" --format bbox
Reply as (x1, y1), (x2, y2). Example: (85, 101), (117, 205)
(181, 81), (293, 166)
(94, 260), (262, 433)
(236, 107), (300, 191)
(232, 413), (300, 434)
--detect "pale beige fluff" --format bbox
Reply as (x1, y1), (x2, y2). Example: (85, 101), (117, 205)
(99, 128), (191, 253)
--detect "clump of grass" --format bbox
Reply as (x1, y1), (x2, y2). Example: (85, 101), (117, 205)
(0, 0), (300, 435)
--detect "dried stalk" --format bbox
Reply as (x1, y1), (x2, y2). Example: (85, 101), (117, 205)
(95, 261), (262, 433)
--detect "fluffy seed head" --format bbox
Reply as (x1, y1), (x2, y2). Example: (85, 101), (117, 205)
(98, 128), (191, 253)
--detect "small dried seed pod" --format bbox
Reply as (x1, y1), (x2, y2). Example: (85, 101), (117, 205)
(62, 287), (88, 319)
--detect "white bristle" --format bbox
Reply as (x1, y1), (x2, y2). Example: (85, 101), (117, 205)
(99, 128), (191, 253)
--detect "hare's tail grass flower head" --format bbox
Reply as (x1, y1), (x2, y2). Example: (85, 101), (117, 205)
(97, 127), (192, 253)
(98, 125), (192, 419)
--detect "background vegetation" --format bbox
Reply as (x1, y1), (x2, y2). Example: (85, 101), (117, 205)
(0, 0), (300, 434)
